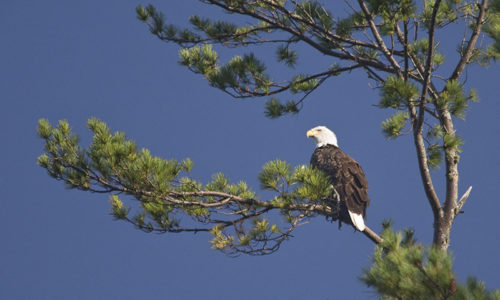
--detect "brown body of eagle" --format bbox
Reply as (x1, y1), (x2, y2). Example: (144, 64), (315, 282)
(310, 144), (370, 228)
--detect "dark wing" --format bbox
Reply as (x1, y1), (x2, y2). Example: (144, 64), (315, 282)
(310, 145), (370, 217)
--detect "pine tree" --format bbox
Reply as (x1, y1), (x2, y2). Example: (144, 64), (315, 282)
(362, 222), (500, 299)
(38, 1), (500, 297)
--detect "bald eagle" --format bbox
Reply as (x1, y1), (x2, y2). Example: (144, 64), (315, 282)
(306, 126), (369, 231)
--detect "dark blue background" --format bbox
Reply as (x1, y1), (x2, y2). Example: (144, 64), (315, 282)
(2, 1), (499, 299)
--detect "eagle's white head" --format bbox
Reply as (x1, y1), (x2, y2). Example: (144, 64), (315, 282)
(306, 126), (338, 148)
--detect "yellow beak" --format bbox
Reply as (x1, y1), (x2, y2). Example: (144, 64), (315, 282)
(306, 129), (315, 137)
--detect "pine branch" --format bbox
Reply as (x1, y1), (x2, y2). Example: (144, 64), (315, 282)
(393, 24), (441, 101)
(357, 0), (403, 77)
(415, 261), (449, 299)
(258, 0), (393, 53)
(449, 0), (488, 81)
(38, 118), (384, 255)
(409, 0), (444, 224)
(404, 20), (409, 82)
(221, 64), (362, 99)
(418, 0), (442, 131)
(199, 0), (398, 73)
(411, 121), (443, 217)
(382, 3), (445, 228)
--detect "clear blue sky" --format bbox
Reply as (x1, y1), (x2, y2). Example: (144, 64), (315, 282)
(1, 1), (499, 299)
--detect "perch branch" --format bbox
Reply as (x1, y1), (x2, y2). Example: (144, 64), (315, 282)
(363, 225), (383, 244)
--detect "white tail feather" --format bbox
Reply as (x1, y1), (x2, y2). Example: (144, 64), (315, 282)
(348, 210), (365, 231)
